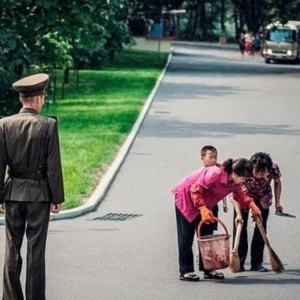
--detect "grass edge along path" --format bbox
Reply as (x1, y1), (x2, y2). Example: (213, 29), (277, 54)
(45, 50), (169, 210)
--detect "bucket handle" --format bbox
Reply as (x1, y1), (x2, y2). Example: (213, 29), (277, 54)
(197, 216), (229, 239)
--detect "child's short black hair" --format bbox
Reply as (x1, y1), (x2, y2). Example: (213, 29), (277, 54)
(250, 152), (273, 172)
(201, 145), (217, 156)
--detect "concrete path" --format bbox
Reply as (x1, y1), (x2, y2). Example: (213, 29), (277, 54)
(1, 44), (300, 300)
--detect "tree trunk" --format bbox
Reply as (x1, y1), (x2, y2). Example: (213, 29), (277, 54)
(233, 7), (239, 39)
(221, 0), (226, 33)
(239, 3), (245, 31)
(76, 69), (80, 91)
(53, 68), (57, 103)
(193, 4), (199, 40)
(200, 0), (207, 40)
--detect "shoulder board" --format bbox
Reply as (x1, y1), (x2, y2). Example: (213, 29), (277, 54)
(46, 115), (58, 122)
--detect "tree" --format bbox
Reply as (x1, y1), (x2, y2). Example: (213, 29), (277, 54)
(0, 0), (132, 108)
(0, 69), (20, 117)
(229, 0), (300, 33)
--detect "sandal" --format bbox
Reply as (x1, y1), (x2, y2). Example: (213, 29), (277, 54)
(180, 272), (200, 282)
(204, 271), (224, 280)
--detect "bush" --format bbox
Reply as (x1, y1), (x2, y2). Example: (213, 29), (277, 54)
(0, 69), (21, 117)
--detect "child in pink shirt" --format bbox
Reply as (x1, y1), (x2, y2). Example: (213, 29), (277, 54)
(171, 158), (261, 282)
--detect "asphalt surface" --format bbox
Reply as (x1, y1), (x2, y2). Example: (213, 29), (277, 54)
(1, 44), (300, 300)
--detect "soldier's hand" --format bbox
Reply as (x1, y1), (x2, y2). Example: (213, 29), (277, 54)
(0, 204), (4, 213)
(51, 204), (61, 214)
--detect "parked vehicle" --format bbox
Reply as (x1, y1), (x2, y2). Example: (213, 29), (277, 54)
(262, 20), (300, 64)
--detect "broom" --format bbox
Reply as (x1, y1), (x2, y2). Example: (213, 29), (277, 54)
(229, 222), (243, 273)
(255, 218), (284, 273)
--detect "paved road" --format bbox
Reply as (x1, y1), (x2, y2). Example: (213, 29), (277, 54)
(1, 45), (300, 300)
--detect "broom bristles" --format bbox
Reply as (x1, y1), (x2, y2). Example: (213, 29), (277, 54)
(229, 251), (240, 273)
(230, 223), (243, 273)
(255, 218), (284, 273)
(268, 246), (284, 273)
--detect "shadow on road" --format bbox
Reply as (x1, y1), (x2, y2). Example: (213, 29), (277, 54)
(158, 81), (242, 99)
(171, 49), (300, 77)
(219, 277), (300, 285)
(142, 119), (300, 138)
(216, 269), (300, 285)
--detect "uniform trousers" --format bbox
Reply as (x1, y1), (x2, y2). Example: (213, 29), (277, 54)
(175, 206), (213, 274)
(233, 201), (269, 269)
(2, 201), (51, 300)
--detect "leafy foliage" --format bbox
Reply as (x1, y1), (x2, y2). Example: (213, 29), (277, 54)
(0, 69), (20, 117)
(0, 0), (132, 111)
(230, 0), (300, 32)
(1, 0), (300, 112)
(127, 0), (300, 39)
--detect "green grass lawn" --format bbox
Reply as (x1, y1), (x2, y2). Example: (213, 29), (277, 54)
(44, 50), (168, 209)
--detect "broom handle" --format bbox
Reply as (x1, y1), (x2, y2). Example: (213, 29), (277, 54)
(256, 219), (271, 247)
(232, 223), (242, 252)
(256, 218), (284, 273)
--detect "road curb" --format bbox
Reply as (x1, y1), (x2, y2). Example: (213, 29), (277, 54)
(0, 50), (173, 225)
(172, 41), (238, 51)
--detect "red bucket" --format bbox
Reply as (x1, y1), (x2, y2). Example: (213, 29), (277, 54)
(197, 217), (231, 271)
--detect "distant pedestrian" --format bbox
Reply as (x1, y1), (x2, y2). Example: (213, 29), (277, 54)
(245, 31), (254, 56)
(171, 158), (262, 282)
(0, 73), (65, 300)
(253, 33), (262, 55)
(238, 31), (246, 57)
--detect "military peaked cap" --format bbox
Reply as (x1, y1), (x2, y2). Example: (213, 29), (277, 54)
(12, 73), (49, 97)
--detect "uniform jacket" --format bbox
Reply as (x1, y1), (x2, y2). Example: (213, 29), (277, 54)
(0, 108), (64, 204)
(171, 166), (253, 222)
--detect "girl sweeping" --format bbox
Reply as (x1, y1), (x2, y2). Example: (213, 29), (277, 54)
(171, 158), (262, 282)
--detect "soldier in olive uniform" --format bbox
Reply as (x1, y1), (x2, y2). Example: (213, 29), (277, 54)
(0, 73), (64, 300)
